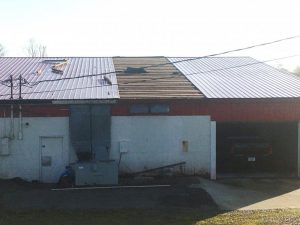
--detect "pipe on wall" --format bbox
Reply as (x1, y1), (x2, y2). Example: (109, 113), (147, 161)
(10, 104), (14, 139)
(18, 104), (23, 140)
(2, 110), (7, 137)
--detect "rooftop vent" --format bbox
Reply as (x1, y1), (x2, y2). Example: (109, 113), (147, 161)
(124, 67), (147, 74)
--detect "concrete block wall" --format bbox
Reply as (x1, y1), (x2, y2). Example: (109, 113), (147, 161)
(0, 115), (214, 181)
(111, 116), (212, 175)
(0, 117), (74, 181)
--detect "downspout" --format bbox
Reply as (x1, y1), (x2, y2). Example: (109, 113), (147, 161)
(18, 75), (23, 140)
(3, 110), (7, 137)
(9, 75), (14, 139)
(18, 104), (22, 140)
(10, 104), (14, 139)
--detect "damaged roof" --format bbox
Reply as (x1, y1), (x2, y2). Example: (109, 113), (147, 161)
(0, 57), (119, 101)
(113, 57), (204, 99)
(1, 56), (300, 101)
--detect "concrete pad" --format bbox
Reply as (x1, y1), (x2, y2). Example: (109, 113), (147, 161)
(195, 178), (300, 210)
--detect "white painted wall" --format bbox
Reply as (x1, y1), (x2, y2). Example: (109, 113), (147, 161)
(0, 117), (75, 182)
(0, 115), (214, 181)
(111, 116), (212, 175)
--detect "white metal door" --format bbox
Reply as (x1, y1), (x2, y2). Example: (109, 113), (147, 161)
(40, 137), (64, 183)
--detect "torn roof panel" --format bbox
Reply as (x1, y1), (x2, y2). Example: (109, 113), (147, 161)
(0, 57), (119, 100)
(113, 57), (204, 99)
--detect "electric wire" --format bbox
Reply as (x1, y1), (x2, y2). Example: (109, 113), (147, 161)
(0, 54), (298, 98)
(2, 34), (298, 87)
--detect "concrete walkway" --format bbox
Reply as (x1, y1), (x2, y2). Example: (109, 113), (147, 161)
(195, 178), (300, 210)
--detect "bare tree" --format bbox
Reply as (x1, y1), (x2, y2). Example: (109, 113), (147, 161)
(276, 64), (300, 77)
(25, 39), (47, 57)
(276, 64), (290, 74)
(38, 44), (47, 57)
(0, 44), (6, 57)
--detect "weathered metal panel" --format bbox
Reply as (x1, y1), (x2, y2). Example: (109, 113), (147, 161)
(70, 105), (111, 161)
(70, 105), (92, 157)
(168, 57), (300, 98)
(0, 57), (119, 100)
(91, 105), (111, 160)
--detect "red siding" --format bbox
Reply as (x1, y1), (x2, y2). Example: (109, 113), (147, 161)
(112, 100), (300, 122)
(1, 99), (300, 122)
(0, 105), (69, 117)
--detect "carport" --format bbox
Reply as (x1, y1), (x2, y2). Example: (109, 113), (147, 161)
(167, 56), (300, 179)
(216, 122), (298, 176)
(206, 99), (300, 178)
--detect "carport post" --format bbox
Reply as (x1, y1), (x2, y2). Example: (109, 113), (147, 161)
(210, 121), (216, 180)
(298, 122), (300, 178)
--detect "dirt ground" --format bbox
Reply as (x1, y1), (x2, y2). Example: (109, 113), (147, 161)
(0, 177), (217, 210)
(0, 177), (300, 224)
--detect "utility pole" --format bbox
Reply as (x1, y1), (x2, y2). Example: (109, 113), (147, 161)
(9, 75), (13, 100)
(18, 75), (22, 100)
(4, 74), (26, 139)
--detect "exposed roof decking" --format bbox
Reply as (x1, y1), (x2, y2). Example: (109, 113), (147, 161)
(168, 57), (300, 98)
(113, 57), (204, 99)
(0, 57), (119, 100)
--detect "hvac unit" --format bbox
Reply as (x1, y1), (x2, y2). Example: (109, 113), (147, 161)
(71, 160), (118, 186)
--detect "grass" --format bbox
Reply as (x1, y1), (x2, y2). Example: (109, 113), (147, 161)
(0, 208), (299, 225)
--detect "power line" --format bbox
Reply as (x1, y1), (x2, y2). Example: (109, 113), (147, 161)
(116, 54), (300, 86)
(156, 35), (300, 68)
(175, 54), (300, 77)
(0, 53), (298, 98)
(10, 34), (299, 87)
(0, 84), (115, 98)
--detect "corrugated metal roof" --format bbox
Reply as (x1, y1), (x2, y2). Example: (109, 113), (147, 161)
(0, 57), (119, 100)
(113, 57), (204, 99)
(168, 57), (300, 98)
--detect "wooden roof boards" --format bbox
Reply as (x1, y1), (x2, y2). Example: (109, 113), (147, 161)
(113, 57), (204, 99)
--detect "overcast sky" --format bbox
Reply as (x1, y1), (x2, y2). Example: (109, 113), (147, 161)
(1, 0), (299, 70)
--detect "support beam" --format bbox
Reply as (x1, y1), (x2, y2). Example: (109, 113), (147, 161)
(210, 121), (216, 180)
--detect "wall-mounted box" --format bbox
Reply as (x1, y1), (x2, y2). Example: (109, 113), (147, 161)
(182, 140), (189, 152)
(0, 138), (10, 156)
(119, 141), (129, 153)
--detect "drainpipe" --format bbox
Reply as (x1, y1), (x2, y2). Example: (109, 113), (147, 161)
(3, 110), (7, 137)
(18, 104), (23, 140)
(18, 75), (23, 140)
(9, 75), (14, 139)
(10, 104), (14, 139)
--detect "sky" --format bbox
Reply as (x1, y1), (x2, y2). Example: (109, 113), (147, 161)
(0, 0), (300, 70)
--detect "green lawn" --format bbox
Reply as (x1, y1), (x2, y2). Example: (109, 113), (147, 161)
(0, 209), (299, 225)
